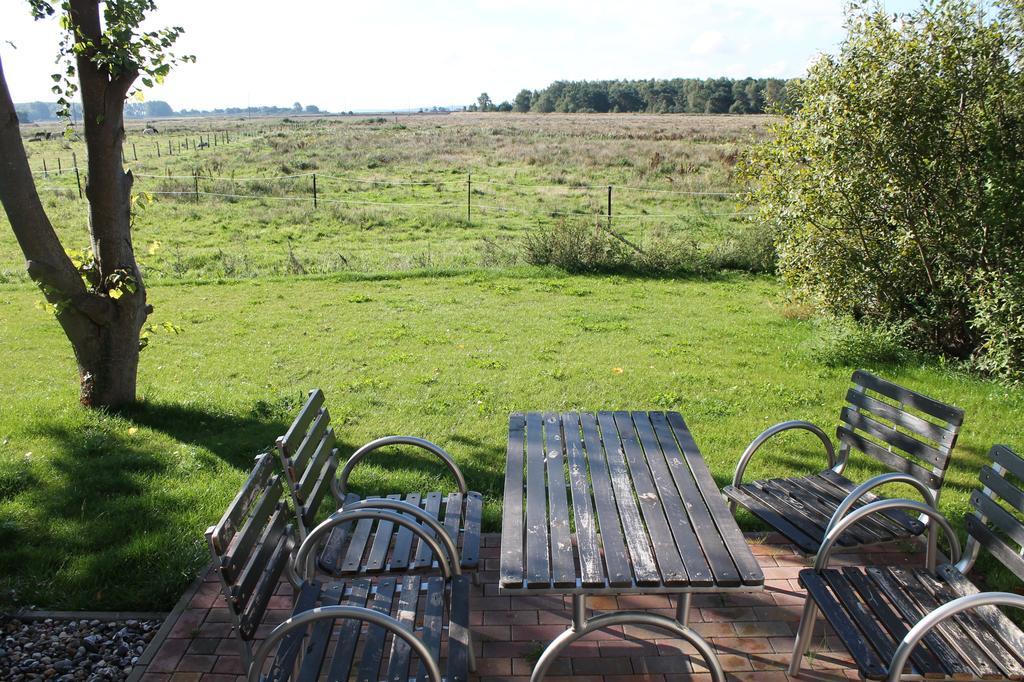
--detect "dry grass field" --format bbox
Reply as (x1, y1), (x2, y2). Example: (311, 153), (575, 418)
(4, 113), (770, 279)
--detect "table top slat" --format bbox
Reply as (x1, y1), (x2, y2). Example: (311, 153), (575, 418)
(611, 411), (689, 586)
(499, 414), (526, 589)
(525, 413), (551, 588)
(633, 412), (714, 586)
(563, 413), (605, 587)
(648, 412), (741, 586)
(544, 413), (577, 588)
(579, 413), (634, 588)
(597, 411), (661, 586)
(664, 412), (764, 585)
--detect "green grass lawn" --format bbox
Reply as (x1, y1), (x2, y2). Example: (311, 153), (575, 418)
(1, 269), (1022, 610)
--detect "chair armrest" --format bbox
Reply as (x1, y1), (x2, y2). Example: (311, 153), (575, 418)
(248, 605), (442, 682)
(294, 504), (461, 582)
(730, 420), (837, 493)
(813, 498), (960, 573)
(340, 496), (463, 564)
(825, 472), (938, 537)
(333, 435), (468, 500)
(887, 592), (1024, 682)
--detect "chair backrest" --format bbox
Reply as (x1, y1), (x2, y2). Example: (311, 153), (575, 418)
(967, 444), (1024, 582)
(275, 389), (338, 536)
(837, 370), (964, 496)
(205, 453), (295, 641)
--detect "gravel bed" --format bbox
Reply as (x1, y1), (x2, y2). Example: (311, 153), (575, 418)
(0, 615), (162, 681)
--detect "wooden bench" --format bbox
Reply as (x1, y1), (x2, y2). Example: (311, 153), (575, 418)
(275, 389), (483, 577)
(723, 370), (964, 553)
(790, 444), (1024, 681)
(205, 453), (472, 682)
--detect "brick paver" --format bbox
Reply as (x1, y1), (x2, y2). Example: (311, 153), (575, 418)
(133, 533), (922, 681)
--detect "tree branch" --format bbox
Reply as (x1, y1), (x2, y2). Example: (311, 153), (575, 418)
(0, 57), (86, 301)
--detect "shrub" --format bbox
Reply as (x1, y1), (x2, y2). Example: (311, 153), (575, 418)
(523, 220), (626, 273)
(743, 0), (1024, 381)
(804, 317), (910, 368)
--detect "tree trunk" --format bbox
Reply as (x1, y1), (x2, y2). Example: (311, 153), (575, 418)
(0, 1), (149, 410)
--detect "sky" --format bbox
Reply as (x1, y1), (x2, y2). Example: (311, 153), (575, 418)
(1, 0), (922, 112)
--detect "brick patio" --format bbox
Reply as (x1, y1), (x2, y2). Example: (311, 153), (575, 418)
(132, 532), (928, 682)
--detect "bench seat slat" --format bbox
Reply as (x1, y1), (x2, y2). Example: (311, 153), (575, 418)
(294, 581), (345, 682)
(417, 576), (445, 682)
(866, 567), (972, 678)
(355, 576), (397, 682)
(326, 578), (371, 680)
(800, 569), (888, 679)
(365, 494), (403, 572)
(411, 492), (443, 570)
(385, 575), (420, 682)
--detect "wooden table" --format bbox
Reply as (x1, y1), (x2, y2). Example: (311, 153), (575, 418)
(500, 411), (765, 682)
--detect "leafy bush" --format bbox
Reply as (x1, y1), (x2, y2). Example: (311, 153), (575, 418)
(804, 317), (910, 368)
(971, 270), (1024, 382)
(523, 219), (774, 275)
(743, 0), (1024, 381)
(708, 228), (776, 274)
(523, 220), (626, 273)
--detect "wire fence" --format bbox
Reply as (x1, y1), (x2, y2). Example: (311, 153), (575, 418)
(33, 161), (753, 232)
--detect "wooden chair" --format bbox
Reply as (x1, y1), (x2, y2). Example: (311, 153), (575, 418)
(275, 389), (483, 578)
(205, 453), (473, 682)
(789, 444), (1024, 680)
(723, 370), (964, 553)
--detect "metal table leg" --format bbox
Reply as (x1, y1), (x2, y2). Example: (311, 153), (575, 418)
(530, 594), (725, 682)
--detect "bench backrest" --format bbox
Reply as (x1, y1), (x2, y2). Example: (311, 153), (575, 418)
(275, 389), (339, 536)
(205, 453), (295, 641)
(837, 370), (964, 496)
(967, 445), (1024, 581)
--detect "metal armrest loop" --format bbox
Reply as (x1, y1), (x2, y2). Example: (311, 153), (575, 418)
(333, 435), (468, 500)
(247, 604), (442, 682)
(295, 507), (459, 582)
(814, 499), (960, 574)
(339, 497), (462, 565)
(887, 593), (1024, 682)
(729, 420), (837, 513)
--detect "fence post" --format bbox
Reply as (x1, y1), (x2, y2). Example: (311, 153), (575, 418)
(312, 173), (318, 209)
(607, 185), (612, 231)
(194, 172), (199, 203)
(168, 139), (172, 155)
(156, 141), (160, 157)
(42, 158), (48, 178)
(467, 172), (472, 224)
(73, 152), (83, 199)
(57, 157), (62, 174)
(132, 142), (137, 161)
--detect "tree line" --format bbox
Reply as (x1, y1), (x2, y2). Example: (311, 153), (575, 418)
(16, 99), (173, 122)
(15, 100), (324, 122)
(471, 77), (799, 114)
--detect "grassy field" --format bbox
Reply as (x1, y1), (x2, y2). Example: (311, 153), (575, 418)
(1, 114), (1022, 611)
(4, 113), (765, 280)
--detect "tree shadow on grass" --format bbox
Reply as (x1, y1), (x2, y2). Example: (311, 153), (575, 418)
(119, 400), (291, 468)
(0, 422), (182, 611)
